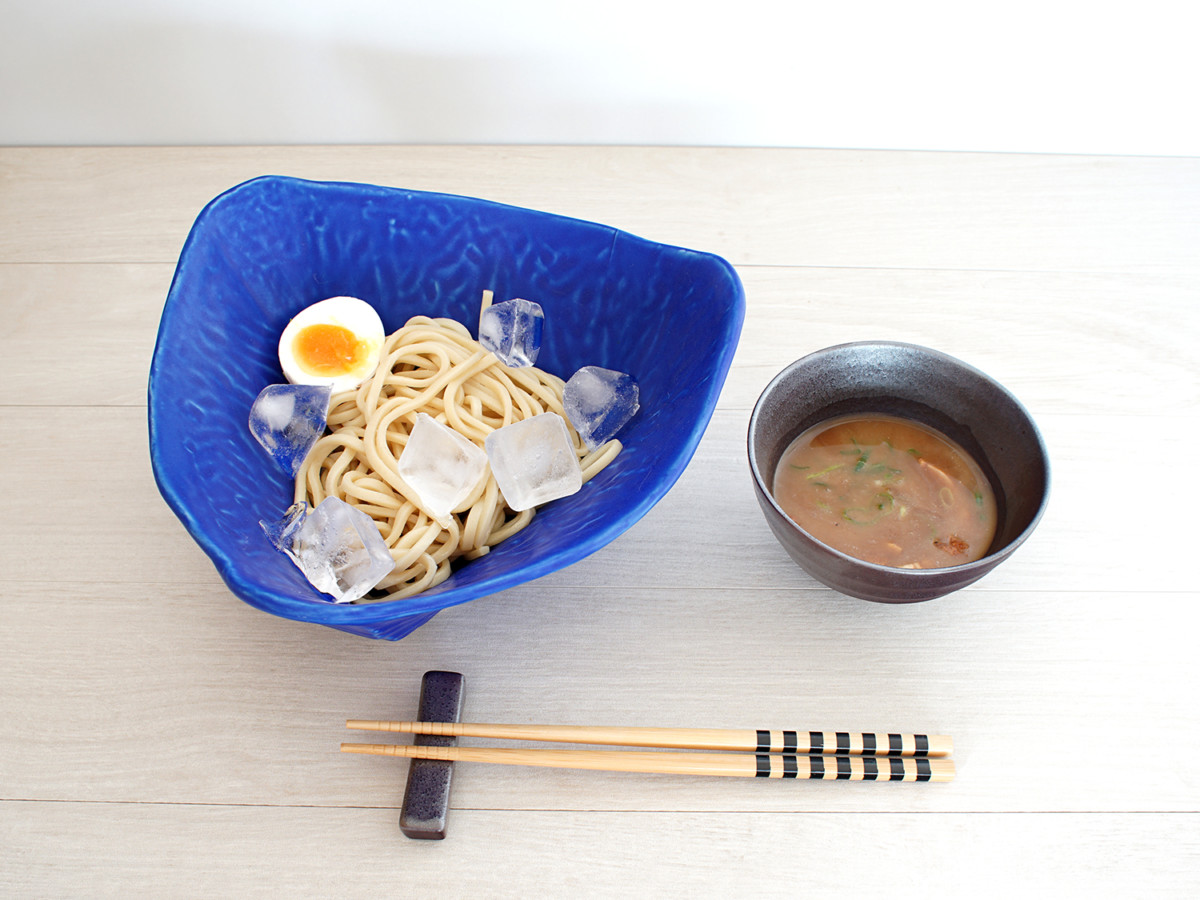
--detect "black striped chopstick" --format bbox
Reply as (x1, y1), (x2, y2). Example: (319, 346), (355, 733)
(344, 720), (953, 758)
(339, 742), (955, 781)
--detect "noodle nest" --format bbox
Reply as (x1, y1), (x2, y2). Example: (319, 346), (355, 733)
(294, 315), (621, 601)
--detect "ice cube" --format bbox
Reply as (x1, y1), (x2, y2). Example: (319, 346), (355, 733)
(396, 413), (489, 523)
(562, 366), (640, 450)
(249, 383), (333, 477)
(260, 497), (394, 603)
(484, 413), (582, 512)
(478, 297), (544, 367)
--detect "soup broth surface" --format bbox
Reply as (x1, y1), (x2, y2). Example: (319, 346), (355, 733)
(772, 414), (997, 569)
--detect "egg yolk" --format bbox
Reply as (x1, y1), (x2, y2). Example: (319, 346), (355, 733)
(292, 323), (369, 376)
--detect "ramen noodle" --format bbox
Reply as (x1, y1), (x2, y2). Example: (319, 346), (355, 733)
(294, 315), (622, 601)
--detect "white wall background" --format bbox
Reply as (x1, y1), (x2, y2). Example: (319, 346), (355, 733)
(3, 0), (1197, 155)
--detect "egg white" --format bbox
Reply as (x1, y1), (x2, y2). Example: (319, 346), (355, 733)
(277, 296), (384, 393)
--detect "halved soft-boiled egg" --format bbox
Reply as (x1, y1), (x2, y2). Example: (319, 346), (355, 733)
(278, 296), (384, 393)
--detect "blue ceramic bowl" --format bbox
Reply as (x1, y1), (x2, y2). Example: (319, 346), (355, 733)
(149, 176), (745, 640)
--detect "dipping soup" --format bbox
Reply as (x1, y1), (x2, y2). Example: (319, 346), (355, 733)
(772, 414), (997, 569)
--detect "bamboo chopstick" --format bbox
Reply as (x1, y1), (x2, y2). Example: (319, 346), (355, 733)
(340, 742), (955, 781)
(344, 720), (952, 758)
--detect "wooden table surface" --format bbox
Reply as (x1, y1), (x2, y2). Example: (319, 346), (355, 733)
(3, 145), (1198, 897)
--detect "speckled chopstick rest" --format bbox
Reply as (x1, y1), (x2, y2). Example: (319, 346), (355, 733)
(399, 671), (464, 840)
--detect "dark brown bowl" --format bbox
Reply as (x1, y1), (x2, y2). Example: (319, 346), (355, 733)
(747, 341), (1050, 602)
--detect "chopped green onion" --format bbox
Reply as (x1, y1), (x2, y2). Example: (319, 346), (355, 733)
(842, 492), (895, 525)
(806, 463), (843, 480)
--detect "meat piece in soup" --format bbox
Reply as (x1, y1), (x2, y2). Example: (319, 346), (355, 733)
(771, 414), (998, 569)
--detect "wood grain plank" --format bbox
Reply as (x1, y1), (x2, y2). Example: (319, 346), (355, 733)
(0, 263), (175, 407)
(3, 146), (1198, 272)
(3, 572), (1196, 812)
(4, 803), (1197, 898)
(728, 266), (1200, 417)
